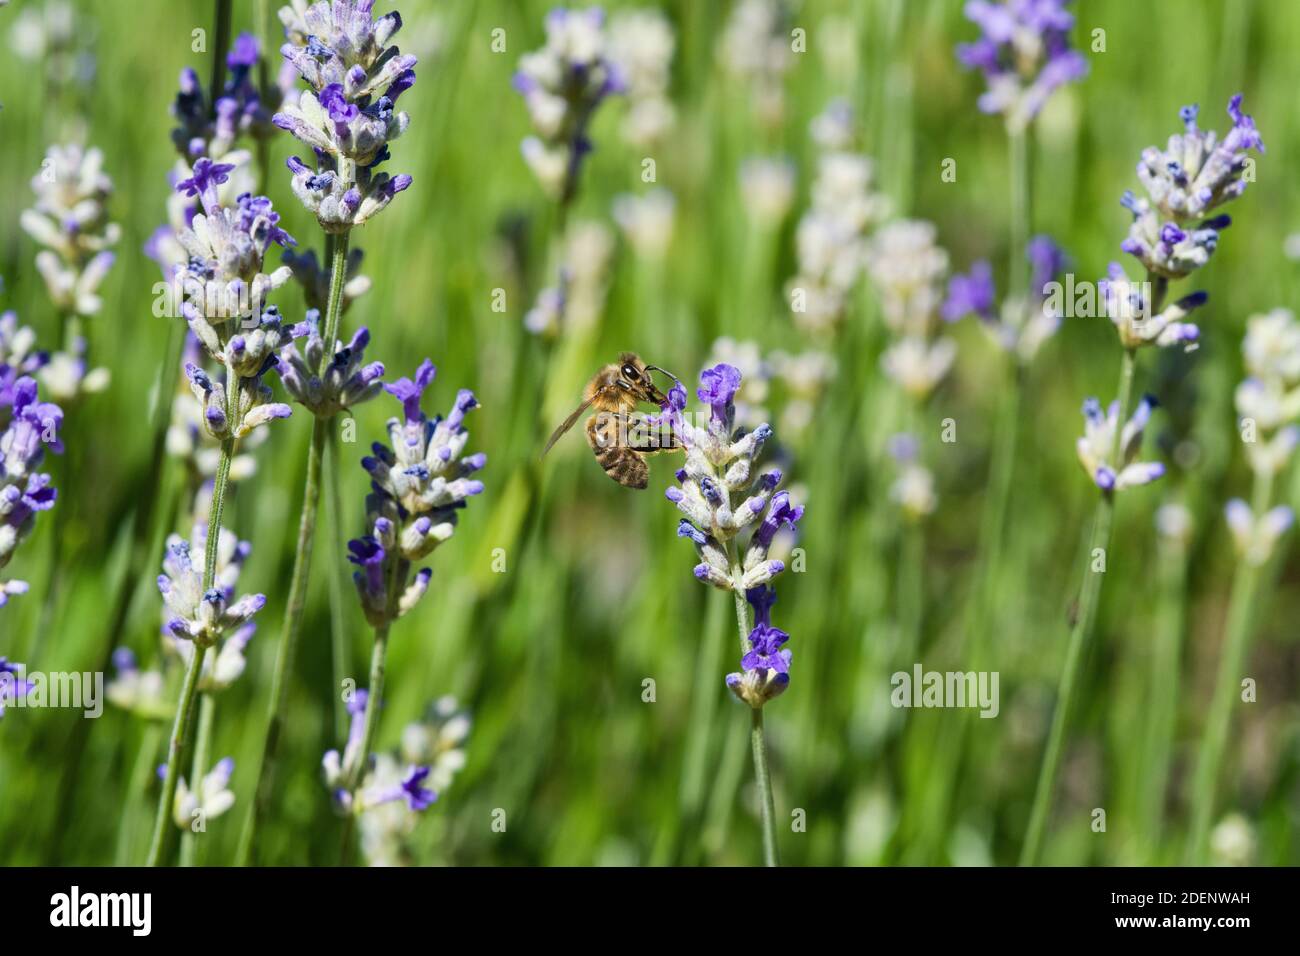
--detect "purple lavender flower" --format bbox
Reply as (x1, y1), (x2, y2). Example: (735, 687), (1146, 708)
(944, 238), (1070, 362)
(667, 364), (802, 593)
(0, 312), (50, 408)
(1076, 394), (1165, 492)
(1, 374), (63, 602)
(323, 690), (372, 806)
(157, 526), (265, 647)
(941, 260), (996, 322)
(0, 658), (33, 716)
(515, 7), (624, 201)
(349, 359), (485, 627)
(697, 363), (742, 425)
(956, 0), (1087, 130)
(278, 311), (385, 417)
(274, 1), (417, 231)
(1098, 262), (1204, 350)
(1026, 234), (1067, 296)
(171, 33), (278, 160)
(726, 586), (793, 708)
(1121, 96), (1264, 282)
(1135, 96), (1264, 222)
(363, 765), (438, 812)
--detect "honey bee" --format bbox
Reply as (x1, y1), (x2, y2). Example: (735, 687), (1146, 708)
(542, 352), (682, 489)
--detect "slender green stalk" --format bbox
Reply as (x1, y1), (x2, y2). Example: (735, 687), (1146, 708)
(1138, 524), (1190, 862)
(145, 645), (208, 865)
(339, 607), (398, 863)
(179, 693), (215, 867)
(236, 417), (327, 864)
(701, 710), (750, 858)
(254, 0), (272, 195)
(898, 521), (925, 664)
(146, 438), (234, 866)
(750, 709), (780, 867)
(236, 232), (350, 865)
(677, 594), (728, 824)
(210, 0), (233, 103)
(727, 548), (780, 866)
(1187, 468), (1274, 863)
(1008, 126), (1029, 302)
(114, 724), (164, 866)
(1020, 347), (1136, 865)
(326, 430), (351, 739)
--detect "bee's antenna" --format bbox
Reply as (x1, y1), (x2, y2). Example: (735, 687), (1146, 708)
(643, 364), (680, 384)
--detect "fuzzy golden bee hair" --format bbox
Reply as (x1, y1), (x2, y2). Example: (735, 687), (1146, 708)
(542, 352), (682, 489)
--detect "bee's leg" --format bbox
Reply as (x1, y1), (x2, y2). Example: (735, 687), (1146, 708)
(624, 412), (683, 456)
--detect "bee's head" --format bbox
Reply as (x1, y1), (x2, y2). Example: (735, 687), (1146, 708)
(614, 352), (670, 406)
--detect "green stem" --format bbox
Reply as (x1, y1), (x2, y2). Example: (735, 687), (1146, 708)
(726, 546), (780, 867)
(339, 617), (394, 864)
(750, 709), (780, 867)
(179, 693), (215, 867)
(1187, 468), (1274, 863)
(114, 723), (164, 866)
(210, 0), (233, 103)
(326, 430), (351, 739)
(235, 417), (327, 865)
(145, 644), (208, 866)
(319, 232), (350, 355)
(1139, 528), (1189, 862)
(1008, 126), (1029, 301)
(236, 232), (349, 865)
(678, 594), (728, 826)
(146, 439), (233, 867)
(1020, 348), (1136, 865)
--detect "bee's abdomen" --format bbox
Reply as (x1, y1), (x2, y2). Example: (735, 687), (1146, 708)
(586, 414), (649, 489)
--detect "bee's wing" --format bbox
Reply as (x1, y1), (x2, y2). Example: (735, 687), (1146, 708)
(541, 393), (600, 458)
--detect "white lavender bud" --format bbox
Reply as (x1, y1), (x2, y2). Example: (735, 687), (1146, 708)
(1225, 499), (1293, 567)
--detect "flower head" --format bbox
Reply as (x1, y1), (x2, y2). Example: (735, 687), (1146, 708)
(1225, 499), (1293, 567)
(1099, 263), (1204, 351)
(274, 1), (417, 231)
(726, 586), (793, 708)
(943, 237), (1068, 362)
(157, 525), (265, 648)
(173, 757), (236, 828)
(787, 101), (890, 337)
(667, 364), (801, 593)
(1075, 394), (1165, 492)
(278, 310), (385, 417)
(606, 8), (676, 147)
(1, 375), (63, 599)
(514, 6), (623, 201)
(1134, 96), (1264, 224)
(350, 359), (485, 626)
(956, 0), (1088, 131)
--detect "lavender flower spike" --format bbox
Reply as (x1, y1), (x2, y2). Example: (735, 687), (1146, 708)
(514, 7), (624, 201)
(275, 0), (418, 232)
(666, 363), (802, 592)
(350, 359), (485, 627)
(1076, 394), (1166, 493)
(956, 0), (1088, 131)
(1, 375), (63, 604)
(1135, 96), (1265, 223)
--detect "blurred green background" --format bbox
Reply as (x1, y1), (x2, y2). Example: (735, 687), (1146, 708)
(1, 0), (1297, 866)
